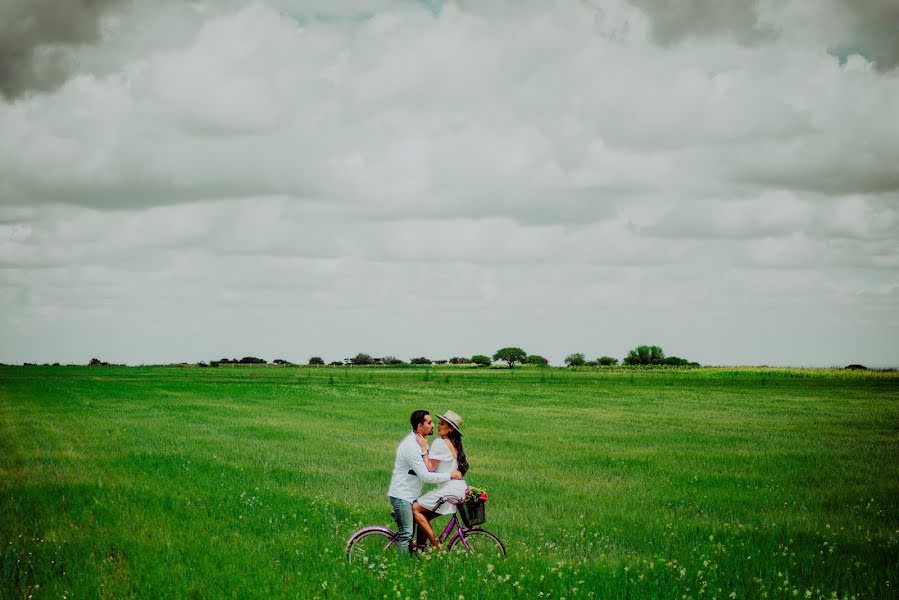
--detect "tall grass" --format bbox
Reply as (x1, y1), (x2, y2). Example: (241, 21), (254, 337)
(1, 366), (897, 598)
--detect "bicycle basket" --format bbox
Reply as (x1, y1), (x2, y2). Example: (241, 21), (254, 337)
(458, 500), (486, 527)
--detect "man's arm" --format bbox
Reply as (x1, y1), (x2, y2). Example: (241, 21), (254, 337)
(407, 450), (451, 484)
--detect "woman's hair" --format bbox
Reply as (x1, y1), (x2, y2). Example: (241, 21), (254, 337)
(446, 428), (469, 476)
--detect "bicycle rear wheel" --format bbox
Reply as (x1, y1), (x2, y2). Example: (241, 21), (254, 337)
(345, 529), (396, 564)
(448, 528), (507, 558)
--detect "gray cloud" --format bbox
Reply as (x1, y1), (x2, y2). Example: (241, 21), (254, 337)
(831, 0), (899, 71)
(0, 0), (124, 99)
(1, 0), (898, 367)
(628, 0), (899, 71)
(627, 0), (773, 45)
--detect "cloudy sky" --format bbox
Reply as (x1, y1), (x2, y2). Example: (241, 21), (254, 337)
(2, 0), (898, 367)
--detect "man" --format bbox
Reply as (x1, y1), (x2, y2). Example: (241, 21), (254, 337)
(388, 410), (463, 556)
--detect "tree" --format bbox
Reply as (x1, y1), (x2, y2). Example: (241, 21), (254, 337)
(565, 353), (586, 367)
(239, 356), (266, 364)
(410, 357), (432, 365)
(471, 355), (492, 367)
(526, 355), (549, 366)
(493, 347), (527, 368)
(597, 356), (619, 366)
(382, 356), (404, 365)
(350, 353), (373, 366)
(623, 345), (664, 365)
(308, 356), (325, 365)
(449, 357), (469, 364)
(329, 361), (344, 366)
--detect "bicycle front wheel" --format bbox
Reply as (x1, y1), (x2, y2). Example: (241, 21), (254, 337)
(345, 529), (396, 564)
(448, 528), (507, 558)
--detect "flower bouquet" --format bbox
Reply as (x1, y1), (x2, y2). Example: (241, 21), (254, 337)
(459, 486), (489, 527)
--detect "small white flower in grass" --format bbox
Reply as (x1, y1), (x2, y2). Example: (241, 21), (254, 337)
(487, 563), (494, 573)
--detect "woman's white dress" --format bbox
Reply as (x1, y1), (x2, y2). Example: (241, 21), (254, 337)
(416, 437), (467, 515)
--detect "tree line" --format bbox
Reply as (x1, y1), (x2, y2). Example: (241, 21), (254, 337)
(183, 345), (697, 368)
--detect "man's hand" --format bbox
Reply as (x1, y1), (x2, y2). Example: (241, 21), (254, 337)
(450, 470), (463, 480)
(415, 434), (428, 453)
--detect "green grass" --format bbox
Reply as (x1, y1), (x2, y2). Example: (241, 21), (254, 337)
(1, 365), (897, 599)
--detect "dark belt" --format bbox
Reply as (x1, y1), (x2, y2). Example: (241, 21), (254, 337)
(407, 469), (416, 476)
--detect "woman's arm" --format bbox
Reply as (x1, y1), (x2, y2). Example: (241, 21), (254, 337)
(416, 434), (439, 471)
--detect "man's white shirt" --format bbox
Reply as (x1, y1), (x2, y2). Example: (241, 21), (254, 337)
(387, 431), (451, 502)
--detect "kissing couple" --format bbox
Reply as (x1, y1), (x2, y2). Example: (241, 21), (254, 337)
(387, 409), (469, 555)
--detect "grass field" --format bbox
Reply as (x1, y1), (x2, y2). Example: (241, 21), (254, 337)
(1, 365), (897, 599)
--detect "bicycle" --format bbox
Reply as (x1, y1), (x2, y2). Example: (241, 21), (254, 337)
(345, 496), (506, 562)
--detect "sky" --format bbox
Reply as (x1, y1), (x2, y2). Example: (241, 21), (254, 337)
(1, 0), (898, 367)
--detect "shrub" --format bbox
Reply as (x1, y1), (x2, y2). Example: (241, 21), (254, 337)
(410, 357), (432, 365)
(597, 356), (619, 366)
(329, 361), (344, 366)
(526, 355), (549, 365)
(308, 356), (325, 366)
(434, 360), (448, 365)
(471, 355), (491, 367)
(449, 357), (469, 365)
(382, 356), (404, 365)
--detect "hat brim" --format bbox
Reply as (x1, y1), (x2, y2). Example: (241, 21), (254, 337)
(437, 414), (462, 435)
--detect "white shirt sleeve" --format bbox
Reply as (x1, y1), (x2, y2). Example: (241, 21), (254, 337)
(428, 438), (454, 462)
(404, 439), (451, 484)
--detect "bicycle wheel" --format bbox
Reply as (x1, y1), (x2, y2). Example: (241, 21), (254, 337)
(346, 529), (396, 564)
(448, 528), (507, 558)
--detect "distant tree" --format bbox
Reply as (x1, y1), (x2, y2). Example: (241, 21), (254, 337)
(449, 357), (469, 365)
(239, 356), (266, 364)
(410, 357), (433, 365)
(565, 353), (586, 367)
(308, 356), (325, 366)
(89, 358), (102, 366)
(382, 356), (404, 365)
(197, 362), (210, 368)
(471, 355), (492, 367)
(493, 347), (527, 368)
(845, 364), (868, 370)
(585, 360), (598, 367)
(526, 355), (549, 366)
(597, 356), (619, 366)
(329, 361), (344, 366)
(434, 360), (448, 365)
(350, 353), (373, 366)
(623, 345), (664, 365)
(272, 359), (292, 365)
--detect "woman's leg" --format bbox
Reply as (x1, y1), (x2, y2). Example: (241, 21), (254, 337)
(412, 502), (440, 548)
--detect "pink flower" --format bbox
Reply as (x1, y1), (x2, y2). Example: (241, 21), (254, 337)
(479, 492), (489, 502)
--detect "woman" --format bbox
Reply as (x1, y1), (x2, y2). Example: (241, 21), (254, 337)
(412, 410), (468, 549)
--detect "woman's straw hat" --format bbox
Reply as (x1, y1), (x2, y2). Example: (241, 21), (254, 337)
(437, 410), (463, 435)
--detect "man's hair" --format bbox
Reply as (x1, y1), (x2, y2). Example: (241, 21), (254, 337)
(410, 410), (430, 430)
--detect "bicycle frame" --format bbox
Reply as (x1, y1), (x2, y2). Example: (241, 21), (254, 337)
(346, 512), (482, 555)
